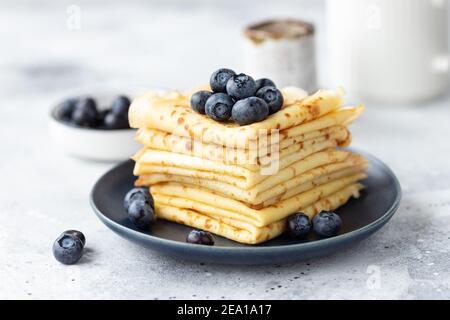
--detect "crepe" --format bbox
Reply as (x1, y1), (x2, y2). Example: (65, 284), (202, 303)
(129, 89), (350, 148)
(136, 154), (367, 206)
(155, 183), (364, 244)
(135, 149), (353, 190)
(151, 173), (366, 227)
(135, 125), (351, 165)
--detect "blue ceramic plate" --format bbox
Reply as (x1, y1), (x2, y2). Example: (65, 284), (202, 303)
(90, 149), (401, 265)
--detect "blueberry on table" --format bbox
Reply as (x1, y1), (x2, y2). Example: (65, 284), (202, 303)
(127, 200), (157, 230)
(231, 97), (269, 126)
(53, 234), (84, 265)
(210, 68), (236, 93)
(56, 98), (77, 121)
(190, 91), (213, 114)
(256, 86), (284, 115)
(312, 211), (342, 238)
(255, 78), (276, 91)
(205, 93), (234, 122)
(186, 230), (215, 246)
(103, 111), (129, 129)
(62, 230), (86, 247)
(226, 73), (257, 100)
(286, 213), (311, 239)
(111, 95), (131, 116)
(124, 187), (154, 210)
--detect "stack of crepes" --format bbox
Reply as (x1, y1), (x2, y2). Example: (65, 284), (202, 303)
(128, 87), (368, 244)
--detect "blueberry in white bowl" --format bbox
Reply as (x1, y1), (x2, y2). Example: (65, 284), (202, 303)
(111, 95), (131, 116)
(50, 93), (140, 161)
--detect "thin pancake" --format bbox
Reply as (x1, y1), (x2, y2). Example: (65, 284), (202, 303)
(136, 155), (367, 205)
(155, 183), (364, 244)
(129, 89), (346, 148)
(151, 173), (366, 227)
(135, 125), (350, 165)
(134, 150), (352, 190)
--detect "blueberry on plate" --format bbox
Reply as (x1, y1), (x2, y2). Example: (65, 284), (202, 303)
(111, 95), (131, 116)
(190, 91), (213, 114)
(312, 211), (342, 238)
(127, 199), (157, 230)
(286, 213), (311, 239)
(53, 233), (84, 265)
(226, 73), (257, 100)
(72, 97), (99, 127)
(210, 68), (236, 93)
(231, 97), (269, 125)
(103, 111), (129, 129)
(205, 93), (234, 122)
(124, 187), (154, 210)
(255, 78), (276, 91)
(62, 230), (86, 247)
(256, 86), (284, 115)
(56, 98), (77, 121)
(186, 230), (215, 246)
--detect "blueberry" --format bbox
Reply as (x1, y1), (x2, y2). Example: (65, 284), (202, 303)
(53, 234), (84, 265)
(103, 111), (129, 129)
(190, 91), (213, 114)
(226, 73), (257, 100)
(210, 68), (236, 93)
(312, 211), (342, 238)
(286, 213), (311, 239)
(231, 97), (269, 125)
(124, 187), (154, 210)
(205, 93), (234, 122)
(56, 98), (77, 121)
(256, 86), (284, 115)
(255, 78), (276, 91)
(97, 109), (110, 125)
(111, 95), (131, 116)
(127, 200), (156, 230)
(72, 97), (99, 127)
(62, 230), (86, 247)
(186, 230), (214, 246)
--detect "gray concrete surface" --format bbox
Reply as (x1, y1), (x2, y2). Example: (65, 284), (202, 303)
(0, 0), (449, 299)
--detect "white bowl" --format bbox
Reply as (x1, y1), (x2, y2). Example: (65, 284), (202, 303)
(49, 94), (141, 162)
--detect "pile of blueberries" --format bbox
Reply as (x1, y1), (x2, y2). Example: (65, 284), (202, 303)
(190, 68), (284, 125)
(55, 95), (132, 130)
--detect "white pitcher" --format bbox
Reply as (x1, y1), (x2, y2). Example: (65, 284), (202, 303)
(326, 0), (449, 103)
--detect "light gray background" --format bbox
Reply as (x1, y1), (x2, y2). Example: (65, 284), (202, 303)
(1, 0), (449, 299)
